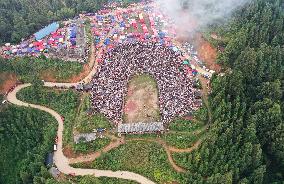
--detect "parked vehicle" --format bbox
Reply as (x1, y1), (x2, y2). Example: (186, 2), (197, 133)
(53, 144), (57, 151)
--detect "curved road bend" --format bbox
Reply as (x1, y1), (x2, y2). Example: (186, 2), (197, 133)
(7, 84), (155, 184)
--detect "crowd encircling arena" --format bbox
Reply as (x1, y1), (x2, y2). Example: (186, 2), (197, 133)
(91, 41), (198, 125)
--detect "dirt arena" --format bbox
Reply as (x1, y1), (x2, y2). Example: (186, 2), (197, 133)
(124, 74), (160, 124)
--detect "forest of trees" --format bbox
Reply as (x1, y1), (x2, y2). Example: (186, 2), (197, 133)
(180, 0), (284, 183)
(0, 105), (57, 183)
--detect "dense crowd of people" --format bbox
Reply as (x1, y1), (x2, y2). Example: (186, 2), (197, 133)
(91, 41), (196, 125)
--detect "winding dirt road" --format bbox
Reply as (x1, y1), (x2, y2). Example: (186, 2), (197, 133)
(7, 84), (155, 184)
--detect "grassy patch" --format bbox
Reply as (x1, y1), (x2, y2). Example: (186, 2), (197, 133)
(162, 119), (206, 149)
(125, 133), (159, 140)
(73, 138), (111, 154)
(74, 94), (112, 133)
(71, 175), (139, 184)
(130, 74), (157, 88)
(162, 131), (205, 149)
(172, 152), (192, 171)
(73, 141), (187, 184)
(168, 118), (204, 132)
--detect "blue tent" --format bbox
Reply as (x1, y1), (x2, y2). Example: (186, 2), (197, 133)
(34, 22), (59, 40)
(27, 48), (33, 53)
(158, 32), (166, 38)
(96, 15), (103, 21)
(70, 39), (76, 46)
(70, 26), (77, 39)
(120, 22), (125, 27)
(104, 38), (111, 45)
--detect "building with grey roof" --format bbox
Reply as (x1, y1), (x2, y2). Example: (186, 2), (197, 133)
(117, 122), (164, 134)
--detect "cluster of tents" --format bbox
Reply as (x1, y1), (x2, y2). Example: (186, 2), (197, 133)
(0, 21), (80, 59)
(90, 4), (179, 55)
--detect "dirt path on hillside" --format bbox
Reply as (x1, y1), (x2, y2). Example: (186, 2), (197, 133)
(88, 44), (96, 68)
(167, 140), (201, 153)
(198, 76), (212, 123)
(163, 144), (187, 173)
(68, 131), (203, 173)
(69, 134), (125, 164)
(126, 137), (202, 173)
(192, 33), (221, 72)
(0, 72), (17, 94)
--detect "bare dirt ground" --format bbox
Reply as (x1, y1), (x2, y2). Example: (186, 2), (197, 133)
(192, 33), (221, 72)
(63, 145), (78, 158)
(177, 32), (221, 73)
(0, 72), (17, 94)
(124, 74), (160, 123)
(66, 64), (91, 83)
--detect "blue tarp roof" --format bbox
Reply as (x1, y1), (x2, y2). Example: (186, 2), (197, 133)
(34, 22), (59, 40)
(158, 32), (166, 38)
(96, 15), (103, 21)
(120, 22), (125, 27)
(104, 38), (111, 45)
(70, 26), (77, 38)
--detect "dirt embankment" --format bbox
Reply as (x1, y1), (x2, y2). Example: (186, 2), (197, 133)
(192, 33), (221, 72)
(66, 64), (91, 83)
(0, 72), (17, 94)
(177, 33), (221, 73)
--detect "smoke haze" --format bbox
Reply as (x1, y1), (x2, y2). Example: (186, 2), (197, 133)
(155, 0), (251, 35)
